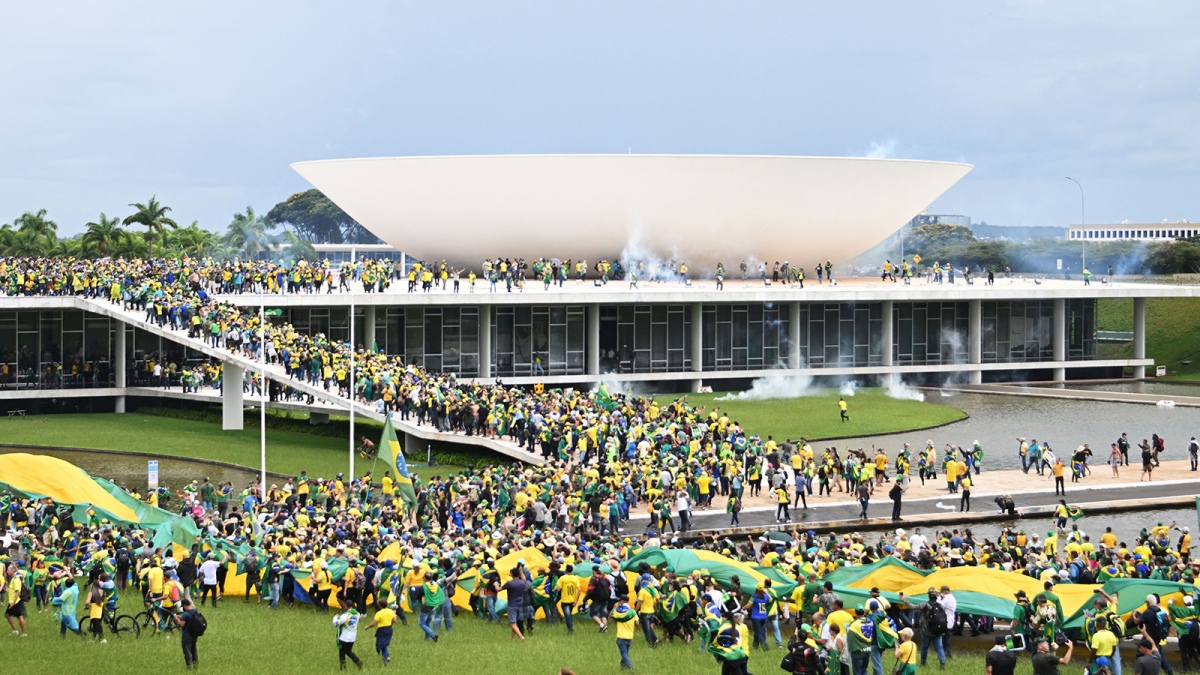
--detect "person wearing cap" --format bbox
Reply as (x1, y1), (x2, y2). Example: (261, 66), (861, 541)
(899, 588), (946, 667)
(1135, 636), (1162, 675)
(611, 593), (637, 670)
(987, 634), (1019, 675)
(1032, 635), (1073, 675)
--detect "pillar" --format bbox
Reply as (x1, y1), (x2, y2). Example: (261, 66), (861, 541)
(364, 305), (376, 351)
(114, 324), (127, 413)
(881, 300), (896, 389)
(1052, 298), (1066, 382)
(788, 301), (801, 369)
(223, 364), (245, 430)
(690, 302), (704, 392)
(587, 304), (600, 375)
(968, 299), (982, 384)
(1133, 297), (1147, 379)
(479, 305), (492, 379)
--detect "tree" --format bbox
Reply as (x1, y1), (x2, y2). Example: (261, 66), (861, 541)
(174, 221), (227, 259)
(123, 196), (178, 257)
(907, 222), (975, 253)
(267, 189), (372, 244)
(81, 213), (124, 257)
(223, 206), (275, 259)
(274, 228), (318, 264)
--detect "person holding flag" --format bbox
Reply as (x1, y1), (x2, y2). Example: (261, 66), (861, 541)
(375, 416), (418, 509)
(708, 610), (751, 675)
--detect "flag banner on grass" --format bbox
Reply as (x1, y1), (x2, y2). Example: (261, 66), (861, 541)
(379, 416), (417, 507)
(1068, 505), (1085, 521)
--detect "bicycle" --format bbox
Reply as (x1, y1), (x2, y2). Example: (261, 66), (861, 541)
(134, 604), (179, 636)
(102, 606), (141, 639)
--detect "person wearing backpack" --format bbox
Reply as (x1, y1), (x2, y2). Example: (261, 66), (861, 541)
(174, 598), (206, 670)
(243, 551), (261, 603)
(898, 589), (947, 668)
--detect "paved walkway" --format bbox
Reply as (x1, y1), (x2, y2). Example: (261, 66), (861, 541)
(950, 383), (1200, 408)
(638, 459), (1200, 532)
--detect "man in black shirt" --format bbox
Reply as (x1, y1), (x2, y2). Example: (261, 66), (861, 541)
(986, 635), (1019, 675)
(1031, 637), (1073, 675)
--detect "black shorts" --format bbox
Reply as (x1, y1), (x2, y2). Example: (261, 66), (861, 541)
(6, 600), (26, 617)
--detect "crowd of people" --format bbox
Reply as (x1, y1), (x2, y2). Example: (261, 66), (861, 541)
(1, 254), (1198, 674)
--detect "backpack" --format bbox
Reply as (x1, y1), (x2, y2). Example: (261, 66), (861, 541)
(782, 645), (821, 674)
(115, 548), (131, 567)
(925, 601), (947, 636)
(19, 580), (31, 604)
(187, 610), (208, 637)
(353, 569), (367, 590)
(244, 554), (259, 574)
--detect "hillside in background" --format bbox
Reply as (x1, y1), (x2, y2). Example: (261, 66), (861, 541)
(1097, 297), (1200, 378)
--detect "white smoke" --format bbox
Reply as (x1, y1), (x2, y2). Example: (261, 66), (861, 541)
(839, 380), (859, 397)
(619, 224), (688, 282)
(865, 140), (897, 159)
(716, 373), (815, 401)
(886, 378), (926, 401)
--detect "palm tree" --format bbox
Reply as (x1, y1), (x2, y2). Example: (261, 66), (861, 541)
(13, 209), (58, 249)
(274, 228), (318, 264)
(175, 221), (223, 258)
(223, 206), (274, 259)
(5, 228), (52, 257)
(81, 213), (124, 257)
(123, 196), (178, 257)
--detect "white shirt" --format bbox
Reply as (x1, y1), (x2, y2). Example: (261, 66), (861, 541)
(199, 559), (220, 585)
(940, 592), (957, 626)
(334, 612), (359, 642)
(909, 534), (928, 551)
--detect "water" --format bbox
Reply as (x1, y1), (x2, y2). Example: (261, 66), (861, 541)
(1034, 381), (1200, 397)
(835, 392), (1200, 471)
(0, 446), (265, 492)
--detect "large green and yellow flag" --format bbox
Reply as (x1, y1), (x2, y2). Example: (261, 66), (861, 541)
(379, 416), (417, 507)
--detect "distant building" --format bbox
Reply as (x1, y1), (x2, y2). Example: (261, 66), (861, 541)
(910, 214), (971, 228)
(1067, 222), (1198, 242)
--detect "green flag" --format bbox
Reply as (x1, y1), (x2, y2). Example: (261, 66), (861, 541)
(379, 416), (417, 507)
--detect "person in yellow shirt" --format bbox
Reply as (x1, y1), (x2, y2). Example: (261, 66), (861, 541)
(635, 581), (659, 646)
(363, 603), (398, 666)
(959, 475), (972, 512)
(555, 566), (581, 634)
(87, 577), (106, 642)
(611, 594), (638, 670)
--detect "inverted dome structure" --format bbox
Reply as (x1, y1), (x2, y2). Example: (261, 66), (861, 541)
(292, 154), (972, 269)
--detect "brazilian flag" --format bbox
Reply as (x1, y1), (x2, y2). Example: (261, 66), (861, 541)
(1067, 505), (1085, 521)
(596, 382), (617, 412)
(379, 416), (417, 507)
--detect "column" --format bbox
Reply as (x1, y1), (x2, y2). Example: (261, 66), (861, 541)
(364, 305), (376, 350)
(479, 305), (492, 379)
(690, 302), (703, 392)
(114, 323), (127, 413)
(222, 363), (244, 430)
(968, 299), (982, 384)
(1133, 297), (1147, 379)
(788, 301), (801, 369)
(881, 301), (895, 388)
(1052, 298), (1066, 382)
(587, 304), (600, 376)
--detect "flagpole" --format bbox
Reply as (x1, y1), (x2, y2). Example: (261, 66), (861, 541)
(260, 302), (267, 500)
(349, 300), (355, 480)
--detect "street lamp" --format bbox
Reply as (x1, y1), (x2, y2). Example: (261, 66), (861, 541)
(1065, 176), (1085, 271)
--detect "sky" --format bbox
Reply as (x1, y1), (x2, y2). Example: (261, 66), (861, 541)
(2, 1), (1198, 237)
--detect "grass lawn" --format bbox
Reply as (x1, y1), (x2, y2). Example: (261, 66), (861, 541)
(0, 414), (467, 480)
(2, 599), (1010, 675)
(1096, 297), (1200, 377)
(682, 388), (966, 442)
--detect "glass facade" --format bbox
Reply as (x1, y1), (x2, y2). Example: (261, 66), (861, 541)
(404, 307), (480, 376)
(0, 310), (117, 388)
(1066, 299), (1097, 361)
(597, 305), (692, 374)
(893, 302), (969, 366)
(799, 302), (884, 368)
(700, 304), (785, 371)
(981, 300), (1053, 363)
(494, 305), (585, 377)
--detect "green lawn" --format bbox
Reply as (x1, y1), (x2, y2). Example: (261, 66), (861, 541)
(682, 388), (966, 442)
(1096, 297), (1200, 377)
(0, 414), (466, 480)
(1, 599), (1017, 675)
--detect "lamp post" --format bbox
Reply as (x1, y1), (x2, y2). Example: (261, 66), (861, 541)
(1065, 176), (1085, 271)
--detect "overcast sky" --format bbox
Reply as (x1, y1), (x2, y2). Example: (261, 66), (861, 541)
(2, 1), (1197, 237)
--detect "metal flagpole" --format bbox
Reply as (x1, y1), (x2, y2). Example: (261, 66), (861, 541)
(260, 303), (267, 500)
(349, 301), (355, 480)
